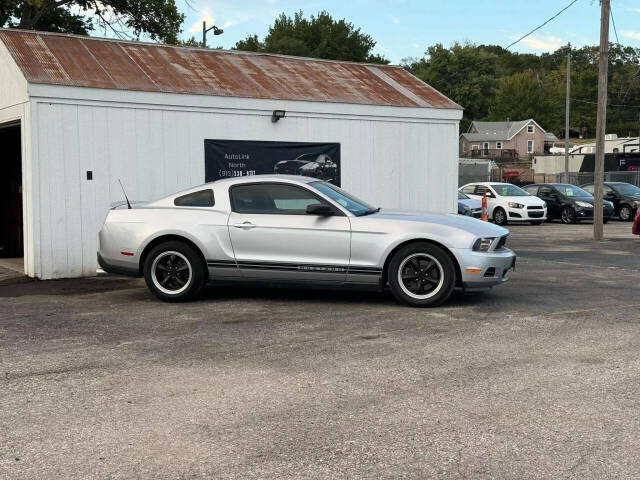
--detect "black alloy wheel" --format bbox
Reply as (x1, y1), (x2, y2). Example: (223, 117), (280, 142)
(143, 241), (206, 301)
(388, 242), (456, 307)
(561, 207), (577, 224)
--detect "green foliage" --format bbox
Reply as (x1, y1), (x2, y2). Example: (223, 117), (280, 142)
(2, 0), (184, 43)
(405, 42), (640, 137)
(233, 11), (389, 64)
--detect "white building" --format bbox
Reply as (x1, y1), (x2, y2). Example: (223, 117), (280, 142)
(0, 29), (462, 279)
(570, 134), (639, 154)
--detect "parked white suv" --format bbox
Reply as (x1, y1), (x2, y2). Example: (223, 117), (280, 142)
(459, 182), (547, 225)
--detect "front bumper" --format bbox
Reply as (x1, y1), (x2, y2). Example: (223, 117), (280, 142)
(507, 207), (547, 221)
(453, 247), (516, 291)
(574, 206), (615, 219)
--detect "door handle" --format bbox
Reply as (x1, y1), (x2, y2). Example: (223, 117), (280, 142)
(233, 221), (256, 229)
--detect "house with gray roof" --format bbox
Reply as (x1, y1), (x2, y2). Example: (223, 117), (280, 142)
(460, 119), (546, 158)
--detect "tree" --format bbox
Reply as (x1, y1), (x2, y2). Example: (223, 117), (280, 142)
(233, 11), (389, 64)
(404, 43), (500, 130)
(1, 0), (184, 43)
(489, 70), (562, 132)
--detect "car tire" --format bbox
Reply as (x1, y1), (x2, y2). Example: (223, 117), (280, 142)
(493, 208), (508, 226)
(143, 241), (206, 302)
(619, 205), (633, 221)
(530, 221), (543, 225)
(388, 242), (456, 307)
(561, 207), (576, 224)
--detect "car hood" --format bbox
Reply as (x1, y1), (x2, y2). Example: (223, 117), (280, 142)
(572, 196), (615, 206)
(500, 195), (545, 205)
(364, 209), (509, 238)
(622, 193), (640, 201)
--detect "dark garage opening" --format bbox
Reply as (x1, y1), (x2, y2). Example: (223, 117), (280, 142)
(0, 122), (23, 267)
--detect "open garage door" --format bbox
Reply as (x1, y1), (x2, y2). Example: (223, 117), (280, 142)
(0, 122), (23, 262)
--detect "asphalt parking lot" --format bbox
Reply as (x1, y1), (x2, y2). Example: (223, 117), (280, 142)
(2, 222), (640, 479)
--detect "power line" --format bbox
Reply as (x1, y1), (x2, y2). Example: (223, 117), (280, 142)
(610, 6), (620, 44)
(505, 0), (580, 50)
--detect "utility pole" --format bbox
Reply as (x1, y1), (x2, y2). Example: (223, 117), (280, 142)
(564, 43), (571, 179)
(594, 0), (610, 241)
(202, 21), (224, 48)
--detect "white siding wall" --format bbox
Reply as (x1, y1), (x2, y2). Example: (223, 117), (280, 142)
(0, 41), (28, 109)
(28, 87), (460, 279)
(0, 41), (32, 275)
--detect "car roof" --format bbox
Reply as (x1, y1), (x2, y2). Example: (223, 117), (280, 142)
(208, 174), (317, 186)
(528, 183), (578, 187)
(146, 174), (322, 207)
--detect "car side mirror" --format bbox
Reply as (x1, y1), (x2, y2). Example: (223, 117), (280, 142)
(306, 203), (334, 216)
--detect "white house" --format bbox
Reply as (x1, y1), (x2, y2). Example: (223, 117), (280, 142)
(0, 29), (462, 279)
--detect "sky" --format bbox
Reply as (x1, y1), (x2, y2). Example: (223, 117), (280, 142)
(177, 0), (640, 63)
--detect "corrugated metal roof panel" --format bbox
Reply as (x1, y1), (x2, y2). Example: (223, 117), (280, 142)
(0, 29), (462, 110)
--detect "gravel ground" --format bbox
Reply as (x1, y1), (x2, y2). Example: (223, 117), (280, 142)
(1, 221), (639, 479)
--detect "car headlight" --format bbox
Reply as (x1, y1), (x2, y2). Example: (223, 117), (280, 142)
(508, 202), (524, 209)
(575, 201), (592, 208)
(472, 237), (495, 252)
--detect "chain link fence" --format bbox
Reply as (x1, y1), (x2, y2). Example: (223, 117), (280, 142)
(459, 169), (640, 188)
(534, 170), (640, 187)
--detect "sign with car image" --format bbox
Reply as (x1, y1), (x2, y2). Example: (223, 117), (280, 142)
(205, 140), (341, 185)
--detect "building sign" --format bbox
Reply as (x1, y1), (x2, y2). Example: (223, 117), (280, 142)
(204, 140), (341, 186)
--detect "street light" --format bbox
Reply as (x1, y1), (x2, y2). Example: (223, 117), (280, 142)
(202, 21), (223, 48)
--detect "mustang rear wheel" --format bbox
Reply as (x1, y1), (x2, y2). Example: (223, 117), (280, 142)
(388, 243), (456, 307)
(144, 241), (206, 301)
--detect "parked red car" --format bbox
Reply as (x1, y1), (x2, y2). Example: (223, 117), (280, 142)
(633, 207), (640, 235)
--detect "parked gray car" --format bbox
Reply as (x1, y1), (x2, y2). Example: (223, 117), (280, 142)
(98, 175), (516, 307)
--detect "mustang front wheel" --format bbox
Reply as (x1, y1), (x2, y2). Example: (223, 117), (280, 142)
(388, 243), (456, 307)
(144, 241), (206, 301)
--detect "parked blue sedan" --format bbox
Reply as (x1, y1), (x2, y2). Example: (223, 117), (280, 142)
(458, 191), (482, 218)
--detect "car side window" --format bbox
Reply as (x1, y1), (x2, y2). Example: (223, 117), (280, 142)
(230, 183), (328, 215)
(524, 185), (539, 195)
(603, 185), (614, 195)
(174, 189), (215, 207)
(462, 185), (476, 195)
(582, 184), (594, 194)
(538, 186), (554, 197)
(474, 185), (494, 197)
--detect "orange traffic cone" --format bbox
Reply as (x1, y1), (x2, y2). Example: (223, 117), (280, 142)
(481, 189), (488, 222)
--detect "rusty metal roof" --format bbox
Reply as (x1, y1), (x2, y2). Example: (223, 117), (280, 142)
(0, 29), (461, 110)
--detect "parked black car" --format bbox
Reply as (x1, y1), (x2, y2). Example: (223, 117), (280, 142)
(523, 183), (614, 224)
(580, 182), (640, 221)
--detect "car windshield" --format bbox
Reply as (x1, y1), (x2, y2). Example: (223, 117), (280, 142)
(494, 184), (529, 197)
(614, 183), (640, 195)
(556, 184), (591, 197)
(458, 191), (469, 200)
(309, 181), (377, 216)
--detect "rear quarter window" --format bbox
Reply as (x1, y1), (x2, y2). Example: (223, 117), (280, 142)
(174, 189), (215, 207)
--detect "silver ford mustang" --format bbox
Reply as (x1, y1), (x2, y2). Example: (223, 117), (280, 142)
(98, 175), (516, 307)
